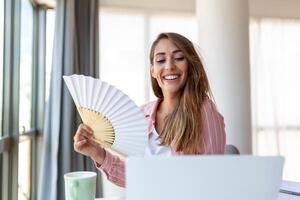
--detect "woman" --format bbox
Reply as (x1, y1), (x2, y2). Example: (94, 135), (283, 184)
(73, 32), (226, 187)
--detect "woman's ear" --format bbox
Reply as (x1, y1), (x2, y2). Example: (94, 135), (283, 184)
(150, 65), (156, 78)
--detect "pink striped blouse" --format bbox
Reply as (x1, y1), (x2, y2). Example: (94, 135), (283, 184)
(96, 98), (226, 187)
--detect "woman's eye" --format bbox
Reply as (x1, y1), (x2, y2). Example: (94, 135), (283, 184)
(156, 60), (165, 63)
(175, 57), (185, 61)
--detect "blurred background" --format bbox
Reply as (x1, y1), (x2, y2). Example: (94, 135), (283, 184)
(0, 0), (300, 199)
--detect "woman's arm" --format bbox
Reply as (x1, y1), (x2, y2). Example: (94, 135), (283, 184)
(94, 151), (125, 187)
(73, 124), (126, 187)
(201, 99), (226, 154)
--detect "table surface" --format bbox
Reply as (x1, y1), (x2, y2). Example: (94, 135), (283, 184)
(96, 181), (300, 200)
(96, 193), (300, 200)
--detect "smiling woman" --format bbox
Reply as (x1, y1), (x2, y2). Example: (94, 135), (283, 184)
(98, 9), (199, 196)
(74, 32), (226, 188)
(149, 33), (220, 154)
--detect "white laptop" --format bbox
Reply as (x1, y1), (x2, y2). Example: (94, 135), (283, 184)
(279, 181), (300, 200)
(126, 156), (284, 200)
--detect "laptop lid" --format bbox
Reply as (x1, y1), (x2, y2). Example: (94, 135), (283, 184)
(279, 181), (300, 200)
(126, 156), (284, 200)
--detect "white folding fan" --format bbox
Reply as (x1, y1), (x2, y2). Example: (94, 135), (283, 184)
(63, 74), (147, 158)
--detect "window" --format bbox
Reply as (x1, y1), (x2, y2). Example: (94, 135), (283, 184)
(0, 0), (4, 136)
(19, 0), (34, 132)
(250, 18), (300, 182)
(45, 9), (55, 102)
(100, 10), (146, 106)
(18, 0), (34, 199)
(18, 140), (31, 200)
(0, 1), (3, 195)
(1, 0), (52, 199)
(149, 14), (198, 43)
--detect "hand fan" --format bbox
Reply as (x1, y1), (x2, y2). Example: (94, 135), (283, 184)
(63, 74), (147, 158)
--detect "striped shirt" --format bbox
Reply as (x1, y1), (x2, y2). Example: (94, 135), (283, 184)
(96, 98), (226, 187)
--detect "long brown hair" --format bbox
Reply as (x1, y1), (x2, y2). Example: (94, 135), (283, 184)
(149, 32), (212, 154)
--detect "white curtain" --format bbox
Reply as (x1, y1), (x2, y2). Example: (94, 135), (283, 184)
(250, 18), (300, 182)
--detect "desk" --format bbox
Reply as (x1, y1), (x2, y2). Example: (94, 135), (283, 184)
(278, 181), (300, 200)
(278, 193), (300, 200)
(96, 194), (300, 200)
(96, 181), (300, 200)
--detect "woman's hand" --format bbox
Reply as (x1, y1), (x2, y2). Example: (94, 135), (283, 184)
(73, 124), (106, 165)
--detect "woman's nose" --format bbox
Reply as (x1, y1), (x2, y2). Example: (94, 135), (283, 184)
(165, 59), (175, 70)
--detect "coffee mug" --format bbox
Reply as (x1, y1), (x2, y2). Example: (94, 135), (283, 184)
(64, 171), (97, 200)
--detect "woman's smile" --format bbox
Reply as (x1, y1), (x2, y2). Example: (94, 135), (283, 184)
(163, 74), (180, 80)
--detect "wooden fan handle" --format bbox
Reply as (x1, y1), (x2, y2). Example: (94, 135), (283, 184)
(92, 138), (127, 159)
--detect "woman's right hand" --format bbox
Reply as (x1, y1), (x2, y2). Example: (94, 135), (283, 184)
(73, 123), (106, 165)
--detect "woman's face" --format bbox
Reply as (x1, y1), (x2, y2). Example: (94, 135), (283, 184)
(151, 38), (188, 98)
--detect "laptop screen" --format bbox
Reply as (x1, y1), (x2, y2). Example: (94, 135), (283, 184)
(126, 156), (284, 200)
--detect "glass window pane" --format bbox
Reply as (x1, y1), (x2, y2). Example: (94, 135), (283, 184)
(0, 0), (4, 136)
(19, 0), (33, 133)
(250, 18), (300, 182)
(99, 10), (146, 106)
(18, 139), (31, 200)
(149, 14), (198, 44)
(45, 9), (55, 102)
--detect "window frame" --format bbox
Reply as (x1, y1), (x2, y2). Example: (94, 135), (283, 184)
(0, 0), (50, 200)
(1, 1), (21, 200)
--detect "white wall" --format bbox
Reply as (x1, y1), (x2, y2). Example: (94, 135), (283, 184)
(100, 0), (300, 19)
(249, 0), (300, 19)
(100, 0), (195, 13)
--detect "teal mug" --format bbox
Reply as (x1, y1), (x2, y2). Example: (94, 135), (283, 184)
(64, 171), (97, 200)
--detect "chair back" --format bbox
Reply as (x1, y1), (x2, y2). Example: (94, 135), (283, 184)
(225, 144), (240, 154)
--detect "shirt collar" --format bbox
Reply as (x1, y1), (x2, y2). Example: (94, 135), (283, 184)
(147, 98), (162, 135)
(145, 98), (178, 155)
